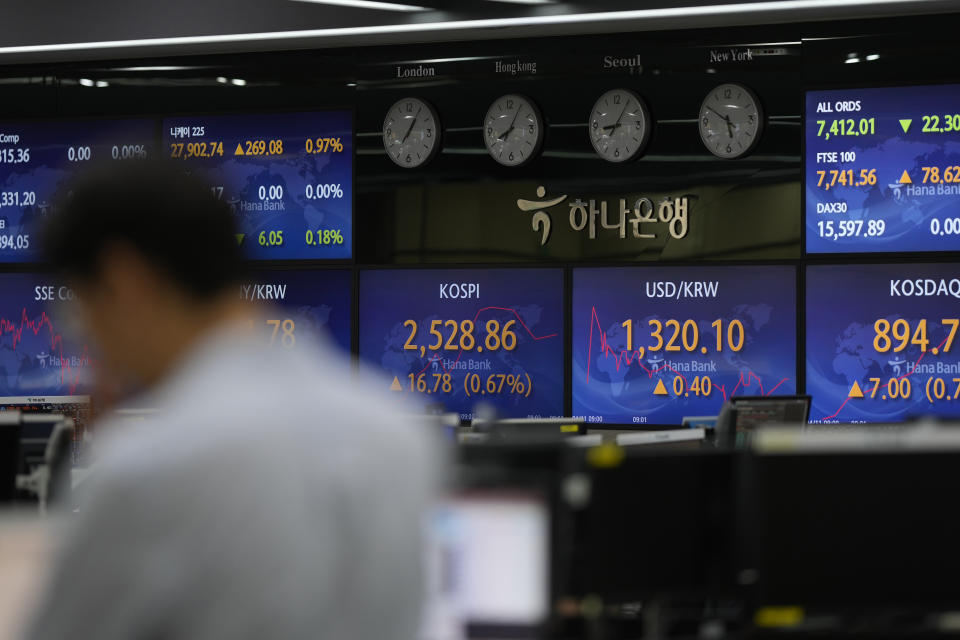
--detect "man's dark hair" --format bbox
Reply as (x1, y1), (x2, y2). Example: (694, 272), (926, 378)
(43, 161), (243, 298)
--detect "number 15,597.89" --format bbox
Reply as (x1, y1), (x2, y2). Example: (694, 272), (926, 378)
(817, 219), (885, 239)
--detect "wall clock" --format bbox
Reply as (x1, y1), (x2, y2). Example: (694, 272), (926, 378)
(483, 94), (544, 167)
(383, 97), (441, 168)
(589, 88), (652, 163)
(698, 83), (763, 159)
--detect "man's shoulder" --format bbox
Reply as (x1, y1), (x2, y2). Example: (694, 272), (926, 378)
(98, 348), (434, 475)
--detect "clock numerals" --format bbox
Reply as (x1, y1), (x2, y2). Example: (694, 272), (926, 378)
(589, 89), (651, 163)
(483, 94), (544, 167)
(698, 83), (763, 159)
(383, 97), (442, 169)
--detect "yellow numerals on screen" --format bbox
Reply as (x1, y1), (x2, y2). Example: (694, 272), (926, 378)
(266, 319), (296, 348)
(621, 318), (745, 353)
(408, 373), (453, 393)
(402, 319), (517, 352)
(867, 377), (912, 400)
(242, 140), (283, 156)
(245, 318), (296, 349)
(873, 318), (959, 353)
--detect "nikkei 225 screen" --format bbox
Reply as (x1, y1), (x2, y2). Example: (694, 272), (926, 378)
(238, 269), (352, 355)
(359, 269), (564, 421)
(806, 84), (960, 253)
(163, 111), (352, 260)
(572, 266), (798, 426)
(0, 273), (94, 396)
(0, 119), (156, 263)
(807, 263), (960, 423)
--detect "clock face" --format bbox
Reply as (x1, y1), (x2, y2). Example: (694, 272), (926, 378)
(383, 98), (441, 168)
(698, 83), (763, 159)
(589, 89), (651, 163)
(483, 94), (544, 167)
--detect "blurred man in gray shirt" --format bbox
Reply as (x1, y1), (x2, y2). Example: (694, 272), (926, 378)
(23, 163), (438, 640)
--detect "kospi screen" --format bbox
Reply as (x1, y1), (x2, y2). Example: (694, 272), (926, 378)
(806, 264), (960, 423)
(806, 84), (960, 253)
(0, 273), (93, 396)
(0, 118), (156, 263)
(359, 269), (564, 421)
(239, 269), (351, 354)
(572, 266), (797, 426)
(162, 112), (352, 260)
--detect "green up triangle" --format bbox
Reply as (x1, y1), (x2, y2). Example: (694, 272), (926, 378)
(235, 234), (245, 246)
(900, 119), (912, 133)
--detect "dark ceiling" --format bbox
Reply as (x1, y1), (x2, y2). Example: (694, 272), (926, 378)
(1, 0), (957, 62)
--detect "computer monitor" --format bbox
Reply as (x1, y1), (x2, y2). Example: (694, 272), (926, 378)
(571, 265), (798, 427)
(567, 449), (737, 601)
(0, 396), (92, 466)
(239, 269), (352, 354)
(747, 427), (960, 611)
(426, 492), (550, 637)
(716, 395), (810, 447)
(18, 413), (66, 475)
(44, 420), (75, 509)
(0, 412), (20, 503)
(162, 111), (353, 261)
(359, 268), (565, 423)
(806, 263), (960, 424)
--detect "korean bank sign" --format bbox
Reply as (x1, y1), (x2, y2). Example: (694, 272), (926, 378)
(517, 186), (691, 246)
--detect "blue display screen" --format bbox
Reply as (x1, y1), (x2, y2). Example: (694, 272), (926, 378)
(239, 269), (352, 354)
(359, 269), (564, 421)
(163, 111), (352, 260)
(572, 266), (797, 426)
(806, 85), (960, 253)
(0, 273), (93, 396)
(806, 263), (960, 423)
(0, 119), (156, 263)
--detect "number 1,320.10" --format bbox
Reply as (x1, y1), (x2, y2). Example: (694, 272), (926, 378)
(621, 318), (745, 354)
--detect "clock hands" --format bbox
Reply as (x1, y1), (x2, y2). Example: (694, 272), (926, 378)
(601, 105), (630, 134)
(705, 105), (727, 119)
(400, 107), (422, 144)
(706, 105), (736, 139)
(496, 106), (523, 141)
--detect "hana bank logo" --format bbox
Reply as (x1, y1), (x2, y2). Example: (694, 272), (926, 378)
(516, 185), (692, 246)
(516, 186), (567, 246)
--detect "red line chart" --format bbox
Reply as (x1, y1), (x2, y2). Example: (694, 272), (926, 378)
(0, 308), (92, 394)
(414, 306), (558, 376)
(584, 306), (790, 403)
(820, 334), (950, 421)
